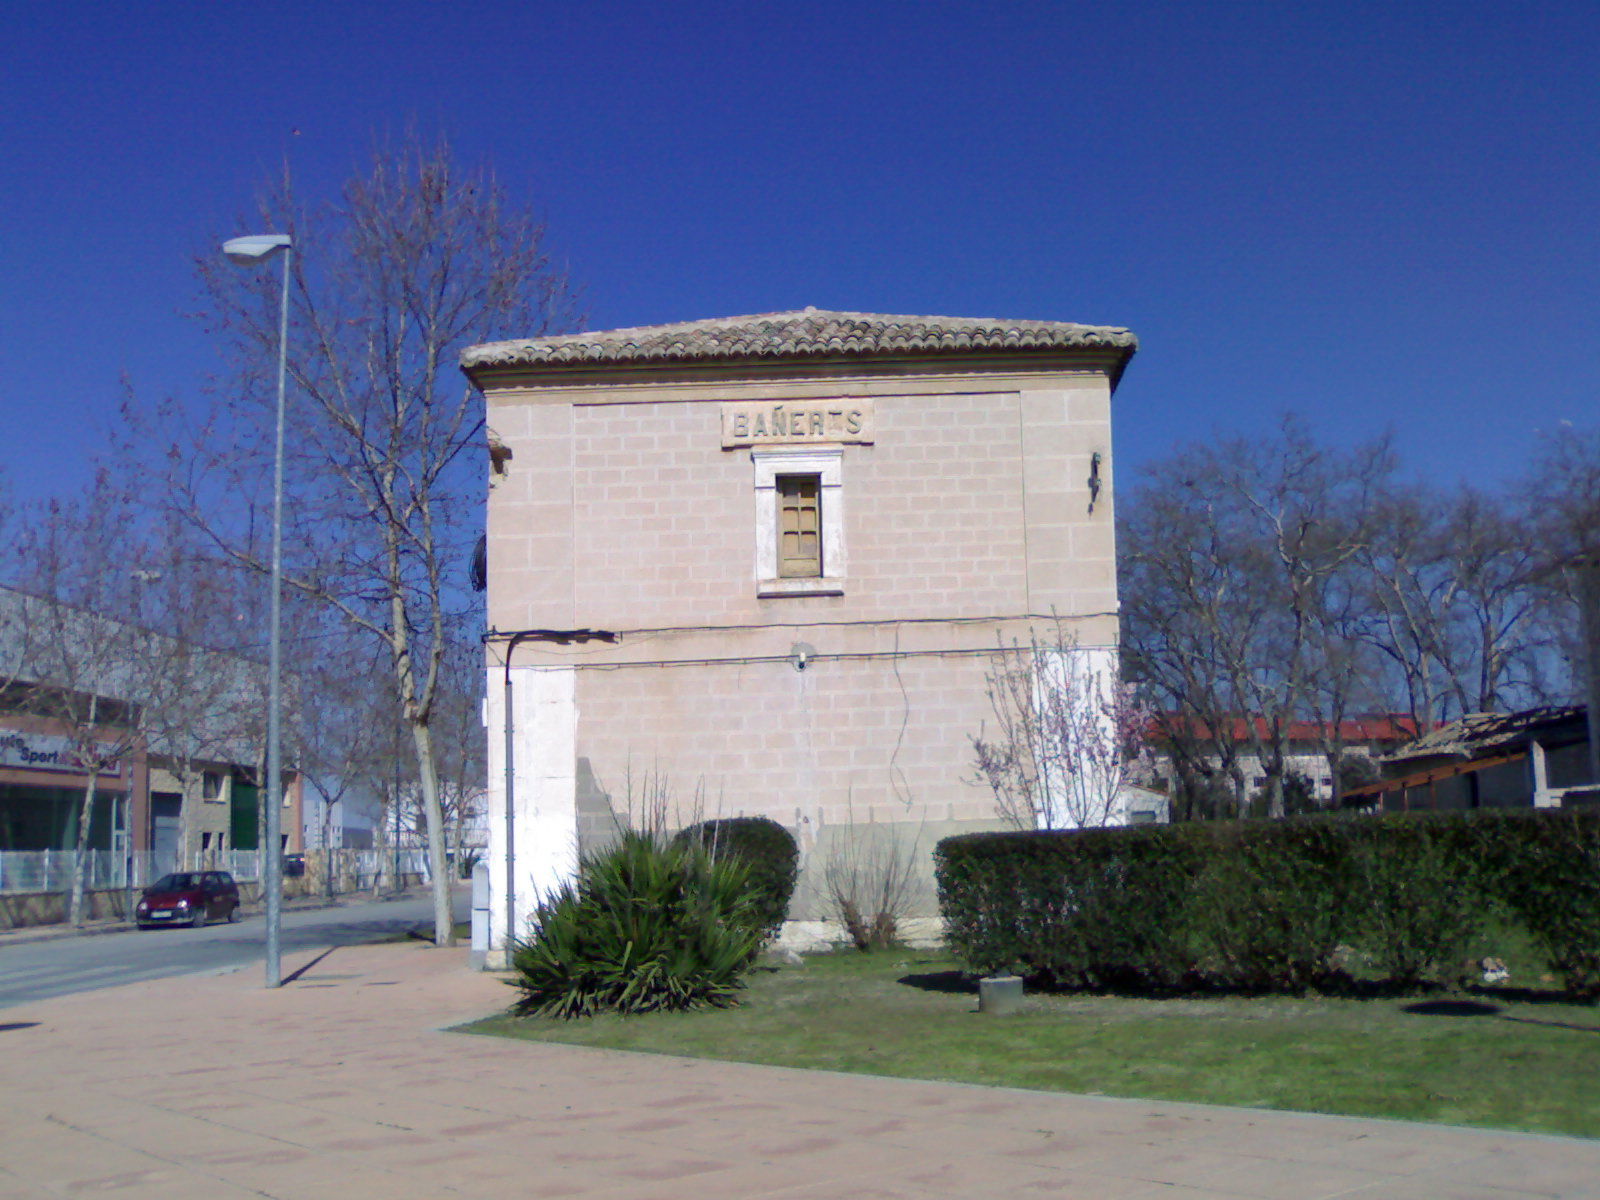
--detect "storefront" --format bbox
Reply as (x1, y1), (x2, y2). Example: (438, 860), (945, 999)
(0, 721), (145, 853)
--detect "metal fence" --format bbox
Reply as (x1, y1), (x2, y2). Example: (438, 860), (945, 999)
(0, 847), (432, 895)
(0, 850), (135, 894)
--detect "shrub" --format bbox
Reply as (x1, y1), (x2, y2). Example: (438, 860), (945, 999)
(1480, 810), (1600, 998)
(508, 832), (766, 1018)
(674, 816), (799, 940)
(939, 809), (1600, 1000)
(821, 821), (924, 951)
(936, 825), (1202, 989)
(1193, 820), (1352, 991)
(1345, 815), (1485, 987)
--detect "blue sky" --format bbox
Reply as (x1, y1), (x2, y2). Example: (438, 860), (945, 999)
(3, 0), (1597, 509)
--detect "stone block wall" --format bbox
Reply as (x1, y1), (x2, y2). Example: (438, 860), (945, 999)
(481, 359), (1123, 955)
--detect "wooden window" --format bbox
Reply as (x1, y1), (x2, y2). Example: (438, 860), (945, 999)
(752, 447), (843, 596)
(777, 474), (822, 577)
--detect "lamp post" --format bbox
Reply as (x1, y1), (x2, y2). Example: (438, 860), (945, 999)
(128, 568), (162, 909)
(222, 233), (292, 989)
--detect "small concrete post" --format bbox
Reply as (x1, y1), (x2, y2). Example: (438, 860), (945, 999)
(979, 974), (1024, 1015)
(470, 862), (490, 970)
(1530, 740), (1556, 808)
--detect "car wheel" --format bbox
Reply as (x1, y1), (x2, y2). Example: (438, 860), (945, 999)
(190, 908), (206, 928)
(227, 903), (239, 923)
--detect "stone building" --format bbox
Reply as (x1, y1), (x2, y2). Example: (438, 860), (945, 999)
(463, 309), (1136, 958)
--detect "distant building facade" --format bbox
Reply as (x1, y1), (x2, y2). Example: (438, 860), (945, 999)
(0, 586), (303, 884)
(464, 309), (1136, 959)
(1150, 714), (1423, 808)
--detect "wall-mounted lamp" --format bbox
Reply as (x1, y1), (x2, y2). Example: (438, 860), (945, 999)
(1088, 451), (1103, 513)
(792, 642), (816, 671)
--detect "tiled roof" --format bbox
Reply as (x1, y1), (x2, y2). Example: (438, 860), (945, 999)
(1381, 705), (1589, 765)
(461, 308), (1137, 372)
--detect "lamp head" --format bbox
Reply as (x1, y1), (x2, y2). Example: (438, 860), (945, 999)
(222, 233), (292, 263)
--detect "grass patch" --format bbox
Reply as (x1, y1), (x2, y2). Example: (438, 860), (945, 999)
(459, 947), (1600, 1139)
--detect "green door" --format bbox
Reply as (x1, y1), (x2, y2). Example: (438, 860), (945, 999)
(230, 782), (259, 851)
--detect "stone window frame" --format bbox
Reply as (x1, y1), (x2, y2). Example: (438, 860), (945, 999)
(752, 445), (845, 597)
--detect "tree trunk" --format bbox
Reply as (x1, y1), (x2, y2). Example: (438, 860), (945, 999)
(323, 807), (336, 899)
(68, 769), (99, 927)
(409, 717), (453, 945)
(68, 693), (103, 927)
(450, 798), (465, 883)
(1228, 766), (1248, 820)
(1265, 775), (1286, 820)
(370, 810), (387, 899)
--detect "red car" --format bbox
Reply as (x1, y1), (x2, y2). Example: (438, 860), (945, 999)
(135, 871), (241, 928)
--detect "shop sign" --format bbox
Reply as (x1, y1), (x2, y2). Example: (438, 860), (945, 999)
(0, 730), (124, 778)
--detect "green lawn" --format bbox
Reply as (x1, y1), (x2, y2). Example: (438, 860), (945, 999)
(459, 948), (1600, 1140)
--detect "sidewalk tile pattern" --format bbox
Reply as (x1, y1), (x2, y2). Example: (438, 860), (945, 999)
(1, 942), (1597, 1199)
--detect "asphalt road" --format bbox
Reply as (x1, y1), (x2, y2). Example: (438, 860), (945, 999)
(0, 891), (470, 1010)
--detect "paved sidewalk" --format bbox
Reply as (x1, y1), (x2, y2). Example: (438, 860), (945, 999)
(1, 944), (1597, 1200)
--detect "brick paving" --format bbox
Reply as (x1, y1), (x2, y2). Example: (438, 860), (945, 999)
(1, 942), (1597, 1199)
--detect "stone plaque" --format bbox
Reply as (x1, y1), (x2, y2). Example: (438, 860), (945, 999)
(721, 399), (873, 447)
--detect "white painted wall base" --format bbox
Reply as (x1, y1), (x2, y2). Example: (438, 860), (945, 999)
(484, 664), (580, 963)
(771, 916), (946, 954)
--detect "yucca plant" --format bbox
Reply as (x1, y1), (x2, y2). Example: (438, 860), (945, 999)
(508, 831), (767, 1018)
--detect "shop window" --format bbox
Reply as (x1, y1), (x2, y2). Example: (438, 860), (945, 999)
(752, 447), (844, 596)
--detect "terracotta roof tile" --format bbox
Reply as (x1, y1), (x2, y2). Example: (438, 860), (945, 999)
(461, 308), (1137, 372)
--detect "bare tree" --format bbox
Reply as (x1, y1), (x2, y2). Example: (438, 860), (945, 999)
(1356, 484), (1553, 727)
(1524, 425), (1600, 781)
(1122, 419), (1392, 817)
(121, 535), (277, 875)
(9, 480), (164, 923)
(1349, 486), (1460, 727)
(292, 631), (395, 896)
(972, 622), (1151, 830)
(150, 134), (580, 943)
(1122, 480), (1258, 818)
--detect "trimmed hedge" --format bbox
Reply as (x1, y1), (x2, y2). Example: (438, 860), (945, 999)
(1481, 810), (1600, 997)
(1343, 815), (1485, 987)
(935, 809), (1600, 998)
(674, 817), (800, 941)
(1193, 820), (1352, 991)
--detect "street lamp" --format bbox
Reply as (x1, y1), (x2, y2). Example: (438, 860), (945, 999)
(222, 232), (292, 989)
